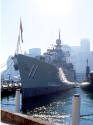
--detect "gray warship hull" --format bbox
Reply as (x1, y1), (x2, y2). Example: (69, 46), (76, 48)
(14, 54), (76, 100)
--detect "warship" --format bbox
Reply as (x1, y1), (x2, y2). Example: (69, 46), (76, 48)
(13, 32), (76, 100)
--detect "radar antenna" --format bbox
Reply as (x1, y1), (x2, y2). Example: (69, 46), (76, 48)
(59, 30), (60, 40)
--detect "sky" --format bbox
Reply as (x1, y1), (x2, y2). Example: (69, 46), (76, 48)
(1, 0), (93, 71)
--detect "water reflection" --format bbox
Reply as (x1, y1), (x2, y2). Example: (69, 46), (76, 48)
(21, 88), (77, 124)
(82, 90), (93, 100)
(1, 94), (16, 112)
(1, 87), (93, 125)
(1, 93), (15, 101)
(21, 88), (77, 114)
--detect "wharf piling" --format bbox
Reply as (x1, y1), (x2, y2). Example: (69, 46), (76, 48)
(72, 94), (80, 125)
(15, 89), (20, 113)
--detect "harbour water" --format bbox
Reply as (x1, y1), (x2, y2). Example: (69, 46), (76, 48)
(1, 86), (93, 125)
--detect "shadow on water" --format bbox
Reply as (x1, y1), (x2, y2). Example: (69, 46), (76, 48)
(21, 88), (77, 114)
(1, 93), (15, 101)
(88, 93), (93, 100)
(80, 84), (93, 100)
(83, 91), (93, 100)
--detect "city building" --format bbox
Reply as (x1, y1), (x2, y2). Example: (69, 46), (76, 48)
(70, 39), (92, 82)
(62, 44), (71, 63)
(1, 56), (20, 82)
(88, 51), (93, 71)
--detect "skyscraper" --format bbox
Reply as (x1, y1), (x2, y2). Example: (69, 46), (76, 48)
(70, 39), (91, 81)
(80, 39), (90, 52)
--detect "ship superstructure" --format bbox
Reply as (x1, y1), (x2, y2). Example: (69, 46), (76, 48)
(13, 31), (76, 100)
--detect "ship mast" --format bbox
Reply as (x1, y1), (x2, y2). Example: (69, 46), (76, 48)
(86, 59), (90, 81)
(56, 30), (61, 47)
(15, 18), (23, 55)
(59, 30), (60, 40)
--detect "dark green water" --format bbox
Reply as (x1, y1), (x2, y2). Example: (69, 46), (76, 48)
(1, 88), (93, 125)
